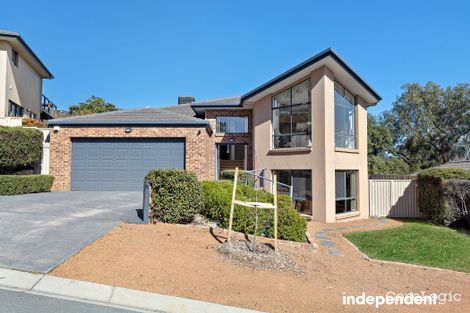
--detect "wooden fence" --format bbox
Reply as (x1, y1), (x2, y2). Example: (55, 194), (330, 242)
(369, 176), (421, 218)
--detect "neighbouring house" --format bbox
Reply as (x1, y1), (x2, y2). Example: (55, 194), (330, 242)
(431, 160), (470, 170)
(0, 30), (56, 125)
(48, 48), (381, 223)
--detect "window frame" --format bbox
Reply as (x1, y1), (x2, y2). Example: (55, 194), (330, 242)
(8, 100), (23, 117)
(335, 170), (358, 215)
(215, 116), (249, 134)
(334, 81), (357, 149)
(272, 169), (312, 215)
(12, 49), (19, 67)
(271, 79), (311, 149)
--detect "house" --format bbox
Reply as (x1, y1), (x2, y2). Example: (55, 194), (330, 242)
(0, 30), (56, 125)
(48, 48), (381, 223)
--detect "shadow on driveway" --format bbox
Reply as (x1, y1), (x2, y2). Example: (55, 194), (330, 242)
(0, 191), (142, 273)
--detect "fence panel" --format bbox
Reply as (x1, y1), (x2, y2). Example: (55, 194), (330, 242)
(369, 178), (421, 218)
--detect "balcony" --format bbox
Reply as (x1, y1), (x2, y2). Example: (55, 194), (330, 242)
(41, 94), (57, 119)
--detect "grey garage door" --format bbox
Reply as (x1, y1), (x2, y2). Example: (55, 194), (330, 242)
(71, 138), (185, 191)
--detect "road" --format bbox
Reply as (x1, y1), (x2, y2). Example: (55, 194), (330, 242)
(0, 289), (143, 313)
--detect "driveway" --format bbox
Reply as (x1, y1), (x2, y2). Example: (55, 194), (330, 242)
(0, 191), (142, 273)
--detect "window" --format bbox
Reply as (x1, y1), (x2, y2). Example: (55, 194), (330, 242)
(273, 170), (312, 215)
(216, 116), (248, 133)
(29, 112), (37, 119)
(12, 49), (19, 66)
(272, 79), (311, 148)
(219, 144), (245, 161)
(334, 83), (356, 149)
(8, 100), (23, 117)
(335, 170), (357, 214)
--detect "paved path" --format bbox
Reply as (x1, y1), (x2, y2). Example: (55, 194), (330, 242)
(0, 191), (142, 273)
(314, 218), (388, 256)
(0, 289), (138, 313)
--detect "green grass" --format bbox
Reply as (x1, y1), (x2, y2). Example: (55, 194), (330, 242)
(344, 219), (470, 273)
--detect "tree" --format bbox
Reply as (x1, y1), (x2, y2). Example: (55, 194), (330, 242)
(367, 115), (411, 175)
(68, 96), (118, 115)
(384, 82), (470, 169)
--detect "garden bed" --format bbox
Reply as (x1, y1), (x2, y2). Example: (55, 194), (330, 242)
(51, 222), (470, 313)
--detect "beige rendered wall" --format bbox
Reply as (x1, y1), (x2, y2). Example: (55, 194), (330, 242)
(252, 66), (369, 223)
(0, 43), (8, 117)
(0, 41), (42, 119)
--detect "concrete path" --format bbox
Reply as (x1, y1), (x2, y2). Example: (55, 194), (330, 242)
(0, 191), (142, 273)
(0, 267), (263, 313)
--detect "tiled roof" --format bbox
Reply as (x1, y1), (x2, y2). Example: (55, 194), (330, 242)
(47, 107), (209, 126)
(191, 96), (241, 107)
(434, 160), (470, 170)
(159, 103), (196, 117)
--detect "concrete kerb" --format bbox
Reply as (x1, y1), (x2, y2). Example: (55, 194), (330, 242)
(0, 267), (264, 313)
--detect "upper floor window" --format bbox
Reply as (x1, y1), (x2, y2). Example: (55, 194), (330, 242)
(272, 79), (311, 148)
(334, 82), (356, 149)
(12, 49), (19, 66)
(216, 116), (248, 133)
(8, 100), (23, 117)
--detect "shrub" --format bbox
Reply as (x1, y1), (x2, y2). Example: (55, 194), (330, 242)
(0, 175), (54, 195)
(22, 118), (46, 128)
(202, 180), (307, 242)
(418, 168), (470, 225)
(221, 170), (256, 186)
(146, 169), (203, 224)
(0, 126), (43, 174)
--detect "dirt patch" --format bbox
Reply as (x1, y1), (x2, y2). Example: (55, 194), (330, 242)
(217, 240), (303, 274)
(51, 222), (470, 313)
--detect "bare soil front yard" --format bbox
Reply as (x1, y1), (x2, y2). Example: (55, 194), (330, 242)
(51, 221), (470, 313)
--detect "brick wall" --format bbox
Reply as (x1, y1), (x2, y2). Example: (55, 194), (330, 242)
(205, 108), (253, 170)
(49, 126), (214, 191)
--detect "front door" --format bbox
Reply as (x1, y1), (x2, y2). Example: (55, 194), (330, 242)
(216, 144), (246, 179)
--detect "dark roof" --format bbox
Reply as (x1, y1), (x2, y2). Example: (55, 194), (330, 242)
(0, 29), (53, 79)
(190, 96), (241, 115)
(159, 103), (196, 117)
(434, 160), (470, 170)
(47, 107), (209, 126)
(241, 48), (381, 103)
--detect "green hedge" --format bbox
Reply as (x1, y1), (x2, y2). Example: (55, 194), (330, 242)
(0, 175), (54, 195)
(202, 180), (307, 242)
(146, 169), (203, 224)
(418, 168), (470, 225)
(0, 126), (43, 174)
(221, 170), (256, 186)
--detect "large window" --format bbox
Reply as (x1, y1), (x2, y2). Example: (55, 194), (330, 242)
(216, 116), (248, 133)
(335, 170), (357, 214)
(334, 83), (356, 149)
(272, 80), (311, 148)
(273, 170), (312, 215)
(8, 100), (23, 117)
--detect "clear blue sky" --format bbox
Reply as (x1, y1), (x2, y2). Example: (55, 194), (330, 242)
(1, 0), (469, 115)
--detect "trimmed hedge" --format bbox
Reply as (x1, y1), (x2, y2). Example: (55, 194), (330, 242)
(202, 180), (307, 242)
(0, 126), (43, 174)
(146, 169), (203, 224)
(221, 170), (256, 186)
(418, 168), (470, 225)
(0, 175), (54, 195)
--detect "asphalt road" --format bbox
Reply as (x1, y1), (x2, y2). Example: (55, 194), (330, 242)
(0, 289), (141, 313)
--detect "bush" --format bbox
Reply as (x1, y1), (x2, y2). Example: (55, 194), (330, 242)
(146, 169), (203, 224)
(221, 170), (256, 186)
(0, 126), (43, 174)
(0, 175), (54, 195)
(22, 118), (46, 128)
(202, 180), (307, 242)
(418, 168), (470, 225)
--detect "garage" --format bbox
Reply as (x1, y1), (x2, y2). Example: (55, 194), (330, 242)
(71, 138), (185, 191)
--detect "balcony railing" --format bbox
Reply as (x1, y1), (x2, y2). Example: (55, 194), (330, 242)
(41, 94), (57, 118)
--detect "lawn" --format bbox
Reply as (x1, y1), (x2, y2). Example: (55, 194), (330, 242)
(344, 219), (470, 273)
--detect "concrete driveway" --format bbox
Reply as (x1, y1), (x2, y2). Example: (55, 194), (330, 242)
(0, 192), (142, 273)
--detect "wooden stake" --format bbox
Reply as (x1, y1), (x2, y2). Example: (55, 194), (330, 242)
(273, 174), (278, 252)
(227, 167), (239, 242)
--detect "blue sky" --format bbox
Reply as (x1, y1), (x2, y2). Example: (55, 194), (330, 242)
(1, 0), (469, 115)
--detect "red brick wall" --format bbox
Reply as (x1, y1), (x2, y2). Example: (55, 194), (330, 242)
(49, 126), (214, 191)
(205, 108), (253, 170)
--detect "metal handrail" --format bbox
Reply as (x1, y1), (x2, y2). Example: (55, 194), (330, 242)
(244, 168), (293, 198)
